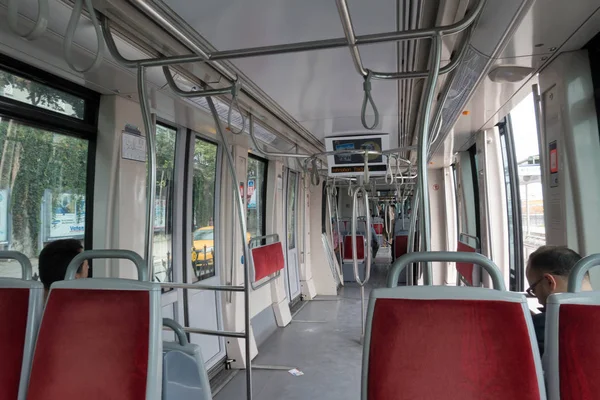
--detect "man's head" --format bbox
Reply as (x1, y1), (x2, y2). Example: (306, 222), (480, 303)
(38, 239), (88, 290)
(526, 246), (583, 307)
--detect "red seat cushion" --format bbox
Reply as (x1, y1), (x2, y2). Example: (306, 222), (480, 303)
(0, 288), (29, 400)
(457, 242), (476, 285)
(27, 289), (150, 400)
(252, 242), (285, 281)
(558, 304), (600, 399)
(394, 235), (408, 260)
(343, 235), (365, 260)
(368, 299), (540, 400)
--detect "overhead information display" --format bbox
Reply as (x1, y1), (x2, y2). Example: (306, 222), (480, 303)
(325, 134), (389, 177)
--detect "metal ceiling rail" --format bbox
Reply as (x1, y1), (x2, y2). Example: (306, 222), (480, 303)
(101, 0), (482, 70)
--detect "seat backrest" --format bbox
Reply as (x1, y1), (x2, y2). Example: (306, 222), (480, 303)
(163, 319), (211, 400)
(546, 292), (600, 400)
(251, 242), (285, 283)
(393, 235), (408, 260)
(363, 287), (545, 400)
(27, 279), (162, 400)
(343, 235), (365, 261)
(456, 241), (477, 285)
(0, 279), (43, 400)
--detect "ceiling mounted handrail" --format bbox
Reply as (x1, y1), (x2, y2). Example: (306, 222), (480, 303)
(100, 0), (481, 68)
(335, 0), (367, 77)
(162, 67), (246, 133)
(7, 0), (48, 40)
(248, 115), (311, 158)
(162, 66), (235, 98)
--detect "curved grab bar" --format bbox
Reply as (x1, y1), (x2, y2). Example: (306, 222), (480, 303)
(65, 250), (148, 281)
(387, 251), (506, 290)
(0, 251), (33, 280)
(568, 253), (600, 292)
(163, 318), (189, 346)
(351, 186), (372, 286)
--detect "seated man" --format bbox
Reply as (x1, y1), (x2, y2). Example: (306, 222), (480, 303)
(526, 245), (592, 356)
(38, 239), (89, 301)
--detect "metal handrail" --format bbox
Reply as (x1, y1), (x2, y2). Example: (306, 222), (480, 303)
(100, 0), (482, 69)
(459, 233), (481, 250)
(351, 185), (372, 341)
(568, 253), (600, 292)
(249, 234), (280, 248)
(161, 283), (245, 292)
(0, 251), (33, 280)
(163, 318), (188, 346)
(65, 250), (147, 281)
(387, 251), (506, 291)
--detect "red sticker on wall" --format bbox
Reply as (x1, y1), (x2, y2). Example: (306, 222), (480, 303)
(550, 148), (558, 173)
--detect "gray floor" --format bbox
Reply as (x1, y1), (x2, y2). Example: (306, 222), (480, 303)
(215, 262), (390, 400)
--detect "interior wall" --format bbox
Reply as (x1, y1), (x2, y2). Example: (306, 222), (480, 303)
(538, 50), (600, 288)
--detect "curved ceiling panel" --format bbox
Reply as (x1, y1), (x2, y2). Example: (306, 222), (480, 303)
(155, 0), (400, 143)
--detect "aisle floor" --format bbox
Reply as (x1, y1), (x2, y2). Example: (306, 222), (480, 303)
(214, 263), (390, 400)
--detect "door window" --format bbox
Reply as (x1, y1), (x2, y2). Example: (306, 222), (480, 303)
(287, 171), (297, 250)
(246, 155), (267, 239)
(152, 123), (177, 284)
(191, 138), (218, 282)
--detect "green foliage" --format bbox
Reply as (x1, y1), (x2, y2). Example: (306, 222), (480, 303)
(0, 121), (87, 256)
(0, 71), (84, 119)
(192, 139), (217, 229)
(0, 70), (88, 256)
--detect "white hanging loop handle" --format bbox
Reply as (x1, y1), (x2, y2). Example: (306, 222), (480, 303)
(311, 158), (320, 186)
(64, 0), (104, 73)
(228, 78), (246, 134)
(385, 155), (394, 185)
(8, 0), (49, 40)
(361, 70), (379, 130)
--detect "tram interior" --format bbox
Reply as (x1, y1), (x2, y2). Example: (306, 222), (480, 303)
(1, 0), (600, 399)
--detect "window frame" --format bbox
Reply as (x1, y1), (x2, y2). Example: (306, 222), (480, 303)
(247, 153), (268, 239)
(498, 116), (525, 292)
(0, 54), (99, 269)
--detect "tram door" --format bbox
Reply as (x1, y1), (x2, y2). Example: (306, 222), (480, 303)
(284, 169), (301, 302)
(185, 135), (226, 371)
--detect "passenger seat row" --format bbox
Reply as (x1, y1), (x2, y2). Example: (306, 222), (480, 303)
(363, 251), (600, 400)
(0, 250), (211, 400)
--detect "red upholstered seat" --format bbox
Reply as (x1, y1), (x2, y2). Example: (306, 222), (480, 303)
(252, 242), (285, 281)
(457, 241), (476, 285)
(394, 235), (408, 260)
(27, 289), (151, 400)
(558, 304), (600, 399)
(373, 223), (384, 235)
(343, 235), (365, 261)
(367, 298), (541, 400)
(0, 288), (29, 400)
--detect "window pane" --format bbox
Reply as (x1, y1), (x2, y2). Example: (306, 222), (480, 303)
(0, 70), (85, 119)
(0, 117), (88, 278)
(153, 124), (176, 283)
(510, 93), (546, 264)
(191, 138), (218, 282)
(287, 171), (297, 250)
(246, 156), (267, 240)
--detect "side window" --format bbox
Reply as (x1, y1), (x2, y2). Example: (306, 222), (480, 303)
(0, 60), (97, 279)
(152, 123), (177, 283)
(191, 137), (218, 282)
(246, 155), (267, 240)
(509, 93), (546, 270)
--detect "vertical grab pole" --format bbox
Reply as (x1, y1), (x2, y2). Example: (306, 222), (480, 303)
(138, 66), (156, 280)
(416, 34), (443, 286)
(205, 98), (253, 400)
(351, 186), (371, 342)
(406, 189), (419, 286)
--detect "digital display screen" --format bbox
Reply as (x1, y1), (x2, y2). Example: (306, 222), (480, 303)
(332, 138), (383, 165)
